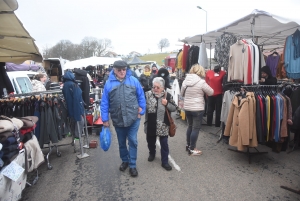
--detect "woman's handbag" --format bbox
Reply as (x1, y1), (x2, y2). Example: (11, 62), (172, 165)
(165, 109), (176, 137)
(164, 93), (176, 137)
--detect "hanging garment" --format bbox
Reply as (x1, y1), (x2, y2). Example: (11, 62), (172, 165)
(214, 33), (237, 70)
(284, 35), (300, 79)
(220, 90), (235, 125)
(224, 94), (258, 151)
(266, 54), (280, 77)
(198, 42), (208, 68)
(182, 44), (190, 71)
(228, 40), (249, 83)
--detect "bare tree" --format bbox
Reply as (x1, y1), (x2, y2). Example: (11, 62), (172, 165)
(80, 37), (98, 58)
(43, 37), (113, 60)
(158, 38), (170, 52)
(95, 38), (112, 56)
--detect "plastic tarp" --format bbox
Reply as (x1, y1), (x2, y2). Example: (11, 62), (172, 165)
(64, 57), (121, 69)
(5, 62), (40, 71)
(181, 9), (300, 51)
(127, 56), (152, 65)
(0, 0), (42, 63)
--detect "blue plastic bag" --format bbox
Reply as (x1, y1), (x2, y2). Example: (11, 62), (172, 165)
(99, 127), (111, 151)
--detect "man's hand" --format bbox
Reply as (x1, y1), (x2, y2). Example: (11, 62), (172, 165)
(287, 119), (293, 125)
(138, 107), (142, 118)
(103, 121), (110, 127)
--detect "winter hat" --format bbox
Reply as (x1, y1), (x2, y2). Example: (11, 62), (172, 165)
(156, 68), (171, 89)
(152, 64), (157, 68)
(261, 66), (273, 77)
(113, 60), (127, 68)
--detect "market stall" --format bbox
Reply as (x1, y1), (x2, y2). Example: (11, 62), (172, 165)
(176, 9), (300, 194)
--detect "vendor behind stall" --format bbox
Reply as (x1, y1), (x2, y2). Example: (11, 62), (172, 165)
(259, 66), (277, 85)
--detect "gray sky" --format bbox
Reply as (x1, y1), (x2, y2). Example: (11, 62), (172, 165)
(15, 0), (300, 56)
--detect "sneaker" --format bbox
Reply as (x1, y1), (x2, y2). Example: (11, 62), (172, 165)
(188, 149), (202, 156)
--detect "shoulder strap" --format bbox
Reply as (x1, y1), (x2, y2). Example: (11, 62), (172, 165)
(182, 86), (189, 97)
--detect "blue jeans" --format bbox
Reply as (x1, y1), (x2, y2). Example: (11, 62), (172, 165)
(185, 110), (204, 150)
(115, 118), (141, 168)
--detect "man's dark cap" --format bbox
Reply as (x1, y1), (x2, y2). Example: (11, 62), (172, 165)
(113, 60), (128, 68)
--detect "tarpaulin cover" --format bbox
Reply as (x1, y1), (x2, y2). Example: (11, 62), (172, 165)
(5, 62), (40, 71)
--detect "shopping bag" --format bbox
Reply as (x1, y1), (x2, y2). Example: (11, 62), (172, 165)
(99, 127), (111, 151)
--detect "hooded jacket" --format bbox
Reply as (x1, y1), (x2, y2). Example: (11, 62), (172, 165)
(74, 69), (90, 108)
(62, 71), (84, 121)
(261, 66), (277, 85)
(100, 69), (146, 127)
(180, 74), (214, 111)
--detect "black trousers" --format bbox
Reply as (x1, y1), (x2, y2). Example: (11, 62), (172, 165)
(207, 94), (222, 127)
(146, 135), (169, 165)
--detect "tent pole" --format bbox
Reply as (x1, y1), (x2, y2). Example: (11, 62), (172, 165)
(251, 17), (255, 41)
(210, 43), (212, 69)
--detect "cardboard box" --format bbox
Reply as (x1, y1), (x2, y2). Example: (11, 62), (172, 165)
(50, 76), (58, 82)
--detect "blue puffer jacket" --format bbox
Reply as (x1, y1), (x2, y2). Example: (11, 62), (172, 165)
(62, 71), (84, 121)
(101, 69), (146, 127)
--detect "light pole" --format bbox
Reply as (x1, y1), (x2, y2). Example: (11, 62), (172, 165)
(197, 6), (207, 33)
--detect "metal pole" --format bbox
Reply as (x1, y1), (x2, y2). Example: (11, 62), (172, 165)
(210, 43), (212, 69)
(206, 11), (207, 33)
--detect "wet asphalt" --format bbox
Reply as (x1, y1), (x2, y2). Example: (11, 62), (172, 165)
(20, 114), (300, 201)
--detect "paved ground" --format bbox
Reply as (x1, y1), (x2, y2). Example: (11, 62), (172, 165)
(20, 114), (300, 201)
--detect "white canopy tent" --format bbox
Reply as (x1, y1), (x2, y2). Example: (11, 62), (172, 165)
(181, 9), (300, 51)
(0, 0), (42, 63)
(64, 56), (121, 69)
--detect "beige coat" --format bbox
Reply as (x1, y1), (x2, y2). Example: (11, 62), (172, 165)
(224, 92), (258, 151)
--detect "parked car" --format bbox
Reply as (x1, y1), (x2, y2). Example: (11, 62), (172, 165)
(7, 71), (34, 94)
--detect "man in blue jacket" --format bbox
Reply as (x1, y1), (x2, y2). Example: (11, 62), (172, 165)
(101, 60), (146, 177)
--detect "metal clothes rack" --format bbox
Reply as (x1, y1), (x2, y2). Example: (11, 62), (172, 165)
(2, 89), (73, 170)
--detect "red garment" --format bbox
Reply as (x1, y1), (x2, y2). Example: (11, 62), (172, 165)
(182, 44), (190, 71)
(205, 70), (226, 96)
(242, 40), (252, 84)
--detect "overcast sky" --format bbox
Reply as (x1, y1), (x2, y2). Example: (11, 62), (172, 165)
(15, 0), (300, 57)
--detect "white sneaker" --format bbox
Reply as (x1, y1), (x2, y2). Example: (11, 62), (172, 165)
(189, 149), (202, 156)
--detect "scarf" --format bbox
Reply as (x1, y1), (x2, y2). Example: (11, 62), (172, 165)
(144, 71), (151, 76)
(152, 90), (165, 98)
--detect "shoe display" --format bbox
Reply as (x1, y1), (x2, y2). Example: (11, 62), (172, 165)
(161, 163), (172, 171)
(119, 162), (129, 171)
(188, 149), (202, 156)
(148, 155), (155, 162)
(129, 168), (138, 177)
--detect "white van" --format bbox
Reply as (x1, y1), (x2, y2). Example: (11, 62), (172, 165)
(7, 71), (34, 94)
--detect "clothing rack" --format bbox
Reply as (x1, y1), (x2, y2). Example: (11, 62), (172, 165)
(1, 90), (73, 170)
(2, 89), (62, 99)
